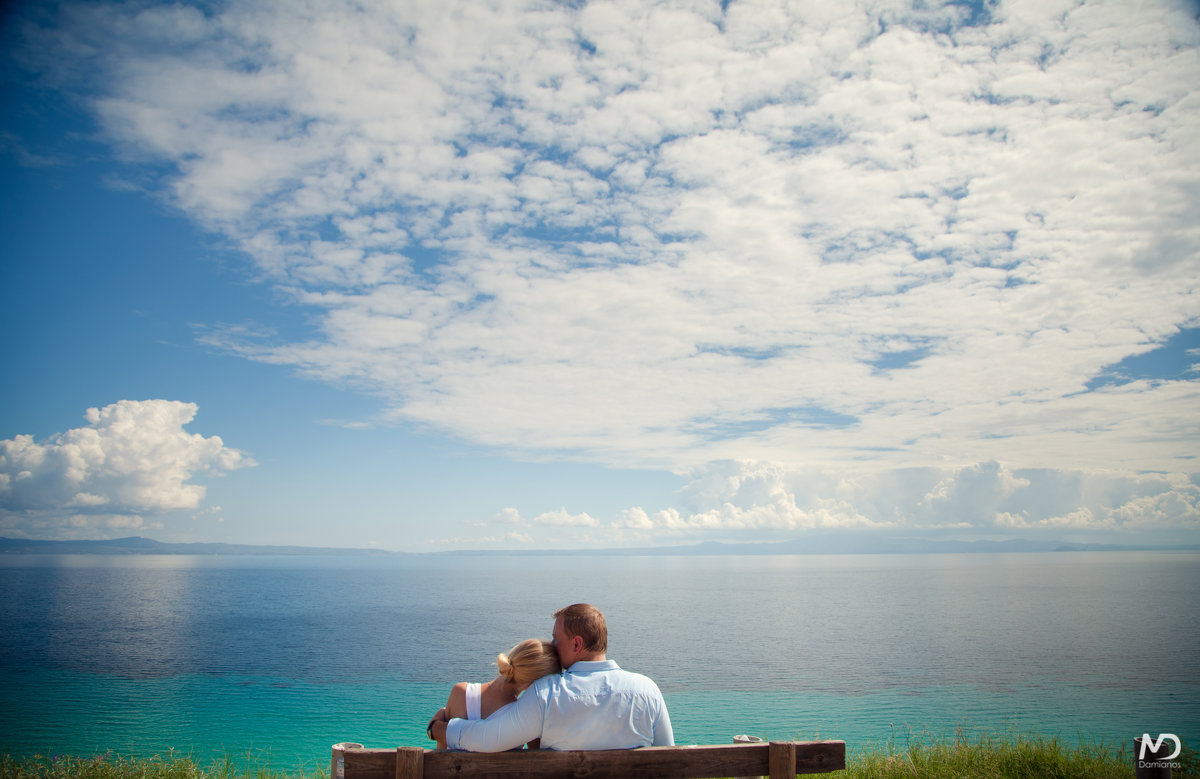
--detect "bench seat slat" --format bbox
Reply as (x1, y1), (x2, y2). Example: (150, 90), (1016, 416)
(342, 740), (845, 779)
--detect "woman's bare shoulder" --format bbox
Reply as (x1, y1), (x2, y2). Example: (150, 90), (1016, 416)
(445, 681), (471, 718)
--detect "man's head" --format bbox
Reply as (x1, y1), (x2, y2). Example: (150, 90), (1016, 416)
(552, 603), (607, 667)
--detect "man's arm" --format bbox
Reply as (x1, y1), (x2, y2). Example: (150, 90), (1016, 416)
(444, 688), (544, 752)
(652, 702), (674, 747)
(648, 682), (674, 747)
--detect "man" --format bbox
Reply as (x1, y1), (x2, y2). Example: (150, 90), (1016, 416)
(428, 603), (674, 751)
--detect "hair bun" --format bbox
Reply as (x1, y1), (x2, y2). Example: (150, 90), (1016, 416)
(496, 652), (514, 680)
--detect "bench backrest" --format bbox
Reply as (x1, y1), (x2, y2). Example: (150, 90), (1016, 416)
(342, 740), (846, 779)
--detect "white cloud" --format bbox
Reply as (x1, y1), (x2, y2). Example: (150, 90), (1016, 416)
(617, 507), (654, 530)
(469, 459), (1199, 548)
(656, 459), (1200, 537)
(17, 0), (1200, 544)
(526, 459), (1199, 546)
(494, 507), (525, 525)
(532, 508), (601, 528)
(0, 400), (253, 537)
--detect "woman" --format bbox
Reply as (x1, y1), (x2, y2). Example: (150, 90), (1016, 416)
(427, 638), (561, 749)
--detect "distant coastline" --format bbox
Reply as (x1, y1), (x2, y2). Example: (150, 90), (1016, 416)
(0, 536), (406, 557)
(1, 535), (1197, 556)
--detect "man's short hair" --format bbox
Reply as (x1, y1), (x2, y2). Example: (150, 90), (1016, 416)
(554, 603), (607, 654)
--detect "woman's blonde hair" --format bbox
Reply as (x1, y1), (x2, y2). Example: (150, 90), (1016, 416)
(497, 638), (561, 688)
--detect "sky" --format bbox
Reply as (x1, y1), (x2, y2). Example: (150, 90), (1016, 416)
(1, 0), (1198, 553)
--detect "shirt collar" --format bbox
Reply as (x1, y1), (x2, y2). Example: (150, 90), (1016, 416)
(565, 659), (619, 674)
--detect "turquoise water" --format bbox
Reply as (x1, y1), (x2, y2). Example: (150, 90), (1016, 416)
(1, 552), (1197, 769)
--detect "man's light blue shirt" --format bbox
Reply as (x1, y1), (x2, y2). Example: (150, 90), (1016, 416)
(445, 659), (673, 752)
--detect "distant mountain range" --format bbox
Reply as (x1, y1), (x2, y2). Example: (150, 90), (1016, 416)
(0, 535), (1196, 556)
(0, 536), (404, 556)
(436, 537), (1200, 556)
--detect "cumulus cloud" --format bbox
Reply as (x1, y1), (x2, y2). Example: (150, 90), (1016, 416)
(532, 508), (601, 528)
(634, 459), (1200, 537)
(494, 507), (602, 528)
(484, 460), (1199, 547)
(0, 400), (253, 537)
(14, 0), (1200, 545)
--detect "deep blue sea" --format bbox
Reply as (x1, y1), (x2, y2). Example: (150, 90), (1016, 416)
(1, 551), (1197, 771)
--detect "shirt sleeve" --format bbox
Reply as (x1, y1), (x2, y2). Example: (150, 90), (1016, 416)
(445, 689), (544, 752)
(652, 695), (675, 746)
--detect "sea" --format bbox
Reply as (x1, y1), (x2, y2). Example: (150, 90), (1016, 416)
(0, 551), (1197, 771)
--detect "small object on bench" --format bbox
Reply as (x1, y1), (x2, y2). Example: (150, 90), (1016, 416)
(338, 739), (846, 779)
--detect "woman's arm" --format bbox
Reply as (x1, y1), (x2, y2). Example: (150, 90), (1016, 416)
(429, 682), (470, 749)
(427, 708), (449, 750)
(445, 682), (469, 720)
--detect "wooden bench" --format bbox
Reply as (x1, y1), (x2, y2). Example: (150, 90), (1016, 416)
(340, 740), (846, 779)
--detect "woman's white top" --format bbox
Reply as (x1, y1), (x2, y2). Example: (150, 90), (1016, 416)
(465, 682), (482, 720)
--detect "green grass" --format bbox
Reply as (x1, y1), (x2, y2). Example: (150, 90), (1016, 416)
(838, 729), (1198, 779)
(3, 732), (1196, 779)
(0, 752), (327, 779)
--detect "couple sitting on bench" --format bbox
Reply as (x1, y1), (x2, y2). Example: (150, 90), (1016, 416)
(426, 602), (674, 751)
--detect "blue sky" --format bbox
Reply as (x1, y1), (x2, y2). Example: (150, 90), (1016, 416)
(1, 0), (1198, 552)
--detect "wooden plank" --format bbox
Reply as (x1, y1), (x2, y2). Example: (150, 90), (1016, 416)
(423, 743), (770, 779)
(344, 740), (847, 779)
(796, 740), (845, 774)
(341, 748), (395, 779)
